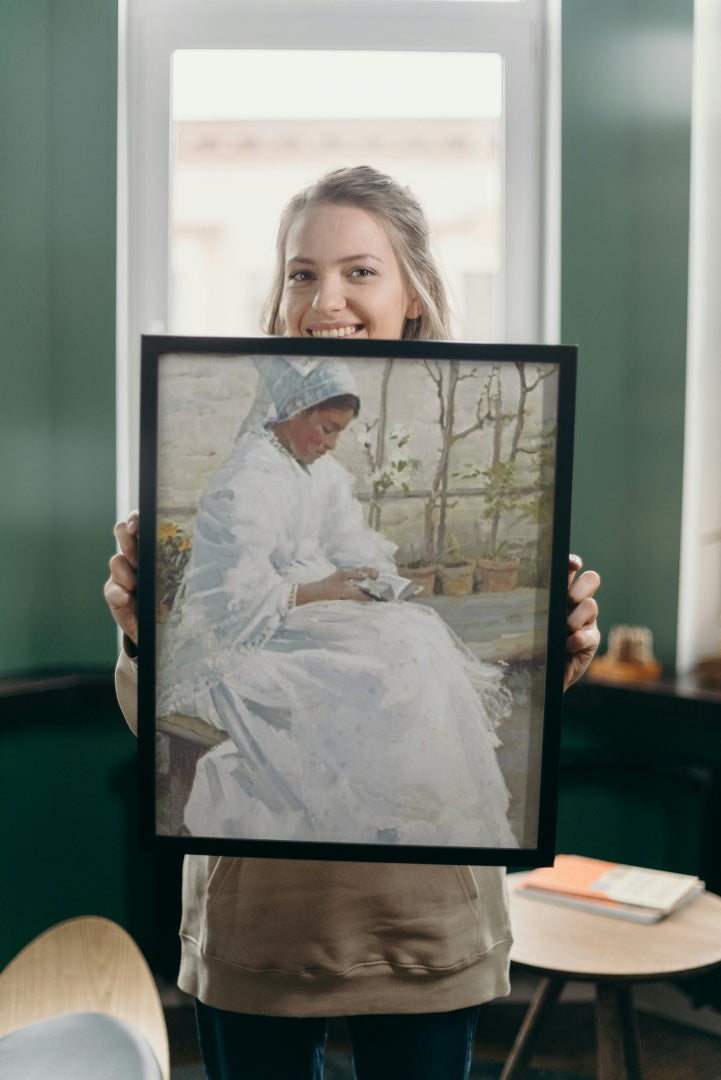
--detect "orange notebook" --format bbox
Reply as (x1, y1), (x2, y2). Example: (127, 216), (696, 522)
(516, 855), (704, 923)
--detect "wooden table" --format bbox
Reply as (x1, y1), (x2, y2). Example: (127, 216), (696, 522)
(502, 873), (721, 1080)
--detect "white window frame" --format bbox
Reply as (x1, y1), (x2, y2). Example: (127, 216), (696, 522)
(117, 0), (558, 511)
(676, 0), (721, 675)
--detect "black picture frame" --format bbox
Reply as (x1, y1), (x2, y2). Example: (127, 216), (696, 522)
(138, 335), (576, 865)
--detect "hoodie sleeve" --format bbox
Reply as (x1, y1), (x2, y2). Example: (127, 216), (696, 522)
(115, 647), (139, 736)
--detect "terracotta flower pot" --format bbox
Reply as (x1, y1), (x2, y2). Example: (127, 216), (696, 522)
(476, 556), (520, 593)
(398, 562), (439, 597)
(439, 558), (476, 597)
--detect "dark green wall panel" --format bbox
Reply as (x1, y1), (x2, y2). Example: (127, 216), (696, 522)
(562, 0), (693, 669)
(0, 0), (118, 674)
(46, 2), (119, 667)
(0, 3), (55, 669)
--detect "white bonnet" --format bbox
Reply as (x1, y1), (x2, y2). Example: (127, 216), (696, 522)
(260, 355), (360, 420)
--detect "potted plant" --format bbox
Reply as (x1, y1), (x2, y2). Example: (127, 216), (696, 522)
(398, 559), (439, 597)
(438, 533), (476, 596)
(473, 364), (557, 593)
(475, 460), (522, 592)
(397, 541), (439, 597)
(476, 546), (521, 593)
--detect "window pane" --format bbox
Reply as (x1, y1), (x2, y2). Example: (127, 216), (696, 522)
(170, 49), (503, 340)
(334, 1), (521, 4)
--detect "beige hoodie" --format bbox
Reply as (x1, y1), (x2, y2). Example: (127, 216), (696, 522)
(116, 650), (512, 1016)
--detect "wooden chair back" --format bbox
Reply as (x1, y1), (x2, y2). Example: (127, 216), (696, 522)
(0, 915), (169, 1080)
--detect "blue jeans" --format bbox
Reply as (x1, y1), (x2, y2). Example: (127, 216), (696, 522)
(195, 1000), (481, 1080)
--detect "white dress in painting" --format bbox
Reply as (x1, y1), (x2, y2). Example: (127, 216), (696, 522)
(157, 426), (518, 849)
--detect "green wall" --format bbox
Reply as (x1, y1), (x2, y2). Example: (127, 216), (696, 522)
(562, 0), (693, 669)
(0, 0), (118, 675)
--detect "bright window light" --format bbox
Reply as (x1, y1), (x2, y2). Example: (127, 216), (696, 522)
(172, 50), (502, 121)
(170, 50), (504, 341)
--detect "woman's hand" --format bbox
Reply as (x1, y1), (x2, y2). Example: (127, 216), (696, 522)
(103, 510), (140, 646)
(564, 554), (601, 691)
(295, 567), (378, 606)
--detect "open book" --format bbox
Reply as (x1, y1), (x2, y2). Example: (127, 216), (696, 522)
(515, 854), (705, 924)
(355, 573), (423, 602)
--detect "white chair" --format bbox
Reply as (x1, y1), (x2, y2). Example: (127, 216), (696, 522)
(0, 915), (170, 1079)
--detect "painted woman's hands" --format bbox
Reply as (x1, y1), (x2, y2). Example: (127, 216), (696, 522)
(564, 554), (601, 691)
(103, 510), (140, 646)
(103, 526), (600, 688)
(295, 567), (379, 606)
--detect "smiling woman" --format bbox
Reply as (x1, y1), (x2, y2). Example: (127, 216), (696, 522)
(263, 167), (449, 341)
(282, 205), (421, 340)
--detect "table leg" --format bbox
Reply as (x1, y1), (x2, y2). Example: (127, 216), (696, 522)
(499, 976), (565, 1080)
(596, 982), (643, 1080)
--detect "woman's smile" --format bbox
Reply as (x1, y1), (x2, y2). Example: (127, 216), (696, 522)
(306, 323), (364, 339)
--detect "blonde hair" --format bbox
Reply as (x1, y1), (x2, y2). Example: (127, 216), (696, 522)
(262, 165), (453, 341)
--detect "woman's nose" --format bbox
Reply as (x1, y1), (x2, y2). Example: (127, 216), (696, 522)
(321, 430), (339, 451)
(312, 274), (345, 314)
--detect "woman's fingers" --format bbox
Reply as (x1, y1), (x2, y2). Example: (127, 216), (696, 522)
(563, 559), (601, 690)
(113, 514), (139, 568)
(105, 512), (141, 644)
(340, 566), (378, 581)
(568, 570), (601, 623)
(103, 575), (139, 643)
(567, 552), (583, 586)
(108, 551), (137, 591)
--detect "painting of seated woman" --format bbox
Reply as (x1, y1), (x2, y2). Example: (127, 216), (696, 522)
(144, 339), (574, 861)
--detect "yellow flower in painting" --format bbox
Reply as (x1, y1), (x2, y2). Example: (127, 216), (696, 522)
(156, 520), (193, 620)
(158, 521), (180, 541)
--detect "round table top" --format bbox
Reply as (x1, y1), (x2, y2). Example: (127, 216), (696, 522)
(508, 872), (721, 981)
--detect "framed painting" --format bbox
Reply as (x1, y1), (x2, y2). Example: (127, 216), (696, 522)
(137, 335), (576, 864)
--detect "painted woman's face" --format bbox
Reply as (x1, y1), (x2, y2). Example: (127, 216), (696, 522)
(281, 203), (421, 341)
(282, 404), (356, 466)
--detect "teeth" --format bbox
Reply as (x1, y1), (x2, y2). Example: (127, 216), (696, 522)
(311, 326), (358, 338)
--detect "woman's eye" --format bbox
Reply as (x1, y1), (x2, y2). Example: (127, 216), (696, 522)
(288, 270), (313, 283)
(349, 267), (375, 279)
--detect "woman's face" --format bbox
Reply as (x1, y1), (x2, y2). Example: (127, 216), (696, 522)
(283, 404), (356, 466)
(281, 203), (421, 341)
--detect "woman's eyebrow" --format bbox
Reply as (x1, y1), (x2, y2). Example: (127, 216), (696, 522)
(286, 253), (384, 266)
(339, 253), (384, 265)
